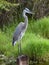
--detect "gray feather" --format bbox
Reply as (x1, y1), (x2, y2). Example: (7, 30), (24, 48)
(12, 22), (26, 45)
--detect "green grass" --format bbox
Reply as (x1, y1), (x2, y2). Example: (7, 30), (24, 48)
(0, 17), (49, 61)
(29, 17), (49, 39)
(22, 33), (49, 60)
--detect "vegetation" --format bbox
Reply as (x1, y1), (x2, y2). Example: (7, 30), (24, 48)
(0, 17), (49, 63)
(0, 0), (49, 65)
(0, 0), (19, 29)
(0, 0), (49, 28)
(30, 17), (49, 39)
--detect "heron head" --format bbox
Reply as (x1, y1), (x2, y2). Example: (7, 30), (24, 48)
(23, 8), (32, 14)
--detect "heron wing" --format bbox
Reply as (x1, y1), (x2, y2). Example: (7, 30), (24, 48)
(13, 22), (25, 42)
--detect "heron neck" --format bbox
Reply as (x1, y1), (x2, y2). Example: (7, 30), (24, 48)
(23, 12), (28, 28)
(24, 15), (28, 26)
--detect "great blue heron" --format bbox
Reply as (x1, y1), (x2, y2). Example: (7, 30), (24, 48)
(12, 8), (32, 55)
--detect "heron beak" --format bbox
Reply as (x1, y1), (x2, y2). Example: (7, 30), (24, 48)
(30, 12), (35, 16)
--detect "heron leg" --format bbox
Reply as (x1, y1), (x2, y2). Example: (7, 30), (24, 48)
(18, 40), (22, 55)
